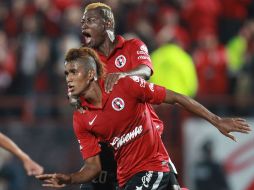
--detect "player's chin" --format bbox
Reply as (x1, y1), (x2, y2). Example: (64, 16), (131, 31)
(82, 41), (91, 47)
(70, 90), (79, 96)
(87, 41), (96, 48)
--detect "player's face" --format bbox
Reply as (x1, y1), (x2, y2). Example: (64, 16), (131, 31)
(81, 9), (107, 48)
(65, 61), (90, 97)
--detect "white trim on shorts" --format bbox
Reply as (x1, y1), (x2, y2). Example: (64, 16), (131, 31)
(151, 172), (163, 190)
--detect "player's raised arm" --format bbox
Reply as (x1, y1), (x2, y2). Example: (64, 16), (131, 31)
(105, 64), (152, 93)
(36, 154), (101, 188)
(0, 132), (44, 176)
(163, 90), (251, 141)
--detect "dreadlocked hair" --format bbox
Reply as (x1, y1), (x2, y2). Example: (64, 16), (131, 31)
(65, 47), (106, 79)
(85, 2), (115, 29)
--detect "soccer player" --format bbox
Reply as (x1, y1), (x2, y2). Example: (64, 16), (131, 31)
(80, 2), (165, 189)
(36, 47), (251, 190)
(0, 132), (43, 176)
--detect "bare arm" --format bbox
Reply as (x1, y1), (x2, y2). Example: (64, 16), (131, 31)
(123, 64), (152, 80)
(164, 90), (251, 141)
(105, 64), (152, 93)
(36, 154), (101, 188)
(0, 133), (43, 175)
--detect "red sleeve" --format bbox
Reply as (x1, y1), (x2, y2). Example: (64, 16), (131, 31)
(128, 39), (154, 74)
(73, 113), (101, 160)
(124, 76), (166, 104)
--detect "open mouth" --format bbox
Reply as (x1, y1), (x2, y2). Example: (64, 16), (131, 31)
(83, 32), (92, 45)
(68, 85), (74, 93)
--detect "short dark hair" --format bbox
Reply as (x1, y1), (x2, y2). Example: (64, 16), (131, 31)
(65, 47), (106, 79)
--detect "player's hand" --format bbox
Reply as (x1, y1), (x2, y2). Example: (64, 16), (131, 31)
(36, 173), (71, 188)
(105, 72), (127, 93)
(23, 157), (44, 176)
(215, 118), (251, 141)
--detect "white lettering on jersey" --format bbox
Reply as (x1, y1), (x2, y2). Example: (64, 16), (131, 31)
(115, 55), (126, 68)
(110, 125), (143, 150)
(138, 55), (151, 61)
(137, 50), (148, 55)
(140, 78), (146, 88)
(130, 76), (140, 82)
(140, 45), (148, 53)
(130, 76), (146, 88)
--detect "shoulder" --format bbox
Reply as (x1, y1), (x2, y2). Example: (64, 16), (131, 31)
(116, 76), (145, 90)
(125, 38), (146, 47)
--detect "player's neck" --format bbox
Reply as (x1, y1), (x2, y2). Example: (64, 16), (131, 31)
(98, 36), (116, 57)
(83, 81), (102, 108)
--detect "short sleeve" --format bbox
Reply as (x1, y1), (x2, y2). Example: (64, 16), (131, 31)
(123, 76), (166, 104)
(73, 113), (101, 159)
(128, 39), (153, 73)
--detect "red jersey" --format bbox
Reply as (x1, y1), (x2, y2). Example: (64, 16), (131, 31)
(73, 77), (170, 187)
(97, 35), (153, 73)
(97, 35), (164, 135)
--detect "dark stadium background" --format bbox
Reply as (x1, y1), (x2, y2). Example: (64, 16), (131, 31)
(0, 0), (254, 189)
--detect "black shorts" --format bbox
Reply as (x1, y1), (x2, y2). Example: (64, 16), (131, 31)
(119, 170), (179, 190)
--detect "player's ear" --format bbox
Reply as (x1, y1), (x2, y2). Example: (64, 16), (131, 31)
(88, 69), (96, 81)
(105, 21), (113, 30)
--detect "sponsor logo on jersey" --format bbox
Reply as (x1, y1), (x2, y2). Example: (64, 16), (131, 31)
(110, 125), (143, 150)
(137, 55), (151, 61)
(140, 45), (148, 53)
(137, 50), (148, 55)
(130, 76), (140, 82)
(112, 97), (125, 111)
(130, 76), (146, 88)
(115, 55), (126, 68)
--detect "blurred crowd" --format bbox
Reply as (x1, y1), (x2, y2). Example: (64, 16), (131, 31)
(0, 1), (254, 189)
(1, 0), (254, 120)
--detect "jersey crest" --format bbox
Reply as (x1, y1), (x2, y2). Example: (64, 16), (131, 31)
(112, 97), (125, 111)
(115, 55), (126, 68)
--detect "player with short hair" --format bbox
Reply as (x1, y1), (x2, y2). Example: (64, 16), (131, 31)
(0, 132), (43, 176)
(36, 47), (251, 190)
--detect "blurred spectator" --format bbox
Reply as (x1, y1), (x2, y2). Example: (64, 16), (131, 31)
(226, 20), (254, 115)
(193, 31), (229, 114)
(219, 0), (252, 43)
(3, 0), (27, 38)
(194, 140), (230, 190)
(0, 31), (16, 93)
(150, 43), (198, 97)
(34, 0), (61, 38)
(155, 7), (190, 50)
(181, 0), (222, 42)
(19, 14), (40, 95)
(228, 20), (254, 115)
(0, 2), (9, 30)
(0, 150), (27, 190)
(131, 17), (157, 51)
(226, 21), (254, 74)
(61, 5), (82, 36)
